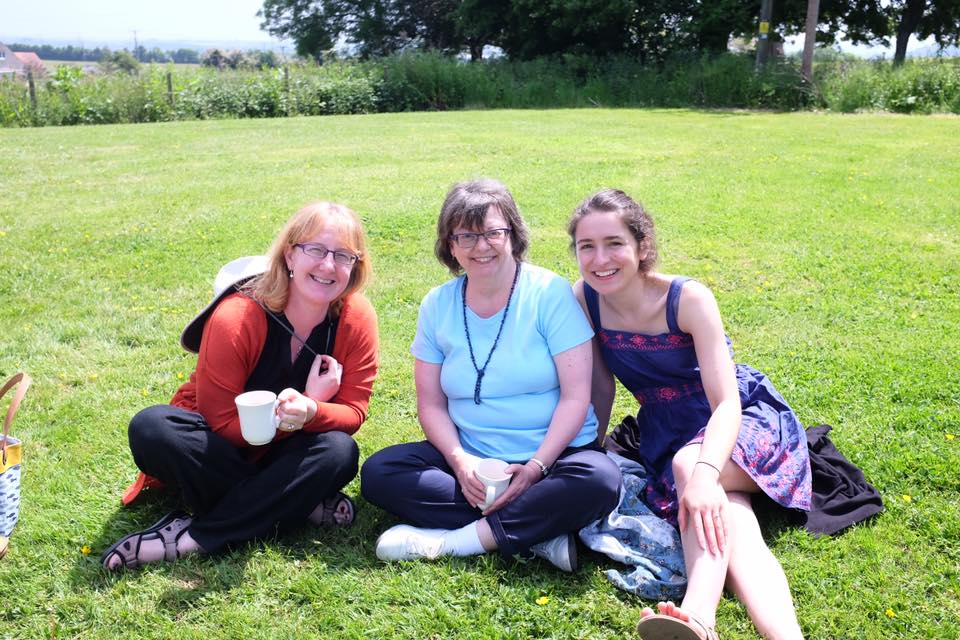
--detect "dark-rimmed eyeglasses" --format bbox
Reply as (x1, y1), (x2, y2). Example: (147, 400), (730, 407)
(449, 227), (512, 249)
(295, 243), (360, 266)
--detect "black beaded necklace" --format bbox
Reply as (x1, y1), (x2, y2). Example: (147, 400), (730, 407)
(462, 261), (521, 405)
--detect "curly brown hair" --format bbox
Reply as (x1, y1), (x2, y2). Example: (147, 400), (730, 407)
(567, 188), (658, 275)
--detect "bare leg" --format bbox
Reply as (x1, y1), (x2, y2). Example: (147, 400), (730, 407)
(475, 518), (499, 552)
(724, 492), (804, 640)
(672, 444), (728, 627)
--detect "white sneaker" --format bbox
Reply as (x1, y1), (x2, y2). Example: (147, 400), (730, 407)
(375, 525), (447, 562)
(530, 533), (578, 572)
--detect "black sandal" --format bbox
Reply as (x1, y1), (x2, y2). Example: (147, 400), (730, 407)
(311, 492), (356, 527)
(101, 511), (192, 570)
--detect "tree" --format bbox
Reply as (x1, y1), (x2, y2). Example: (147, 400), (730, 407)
(100, 50), (141, 74)
(798, 0), (960, 65)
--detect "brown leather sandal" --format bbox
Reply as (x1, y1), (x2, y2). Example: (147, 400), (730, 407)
(637, 612), (720, 640)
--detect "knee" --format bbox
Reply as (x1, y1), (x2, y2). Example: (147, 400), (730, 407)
(359, 447), (393, 504)
(320, 431), (360, 479)
(589, 454), (623, 513)
(561, 452), (622, 515)
(128, 405), (179, 454)
(359, 444), (418, 506)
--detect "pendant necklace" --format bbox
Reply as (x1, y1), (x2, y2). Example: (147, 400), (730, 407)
(462, 261), (521, 404)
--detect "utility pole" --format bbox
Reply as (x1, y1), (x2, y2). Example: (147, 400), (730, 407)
(755, 0), (774, 70)
(801, 0), (820, 82)
(133, 30), (139, 61)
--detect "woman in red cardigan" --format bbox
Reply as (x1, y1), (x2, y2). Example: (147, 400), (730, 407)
(102, 202), (379, 570)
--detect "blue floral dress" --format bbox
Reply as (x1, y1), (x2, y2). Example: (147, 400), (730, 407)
(584, 278), (811, 525)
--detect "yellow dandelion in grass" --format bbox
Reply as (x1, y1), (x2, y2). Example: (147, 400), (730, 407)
(885, 608), (896, 619)
(902, 494), (912, 503)
(141, 389), (149, 397)
(0, 230), (6, 237)
(947, 433), (955, 441)
(80, 545), (92, 555)
(535, 596), (550, 606)
(177, 372), (185, 380)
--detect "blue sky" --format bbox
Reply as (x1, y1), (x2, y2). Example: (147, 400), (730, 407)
(0, 0), (287, 46)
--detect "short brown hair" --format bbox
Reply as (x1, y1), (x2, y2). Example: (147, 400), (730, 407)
(246, 202), (370, 317)
(435, 179), (530, 275)
(567, 189), (658, 275)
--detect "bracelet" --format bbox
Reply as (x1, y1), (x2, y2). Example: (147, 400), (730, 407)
(528, 457), (549, 477)
(696, 460), (721, 475)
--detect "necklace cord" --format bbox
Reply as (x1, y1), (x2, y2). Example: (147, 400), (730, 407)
(462, 262), (521, 404)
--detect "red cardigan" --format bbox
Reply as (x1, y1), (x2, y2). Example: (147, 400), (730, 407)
(121, 292), (379, 505)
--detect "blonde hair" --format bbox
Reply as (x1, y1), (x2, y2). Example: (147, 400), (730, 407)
(246, 202), (370, 317)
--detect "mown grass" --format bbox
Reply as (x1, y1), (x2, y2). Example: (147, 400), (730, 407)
(0, 109), (958, 639)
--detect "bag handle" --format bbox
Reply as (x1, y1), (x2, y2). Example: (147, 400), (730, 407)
(1, 373), (31, 466)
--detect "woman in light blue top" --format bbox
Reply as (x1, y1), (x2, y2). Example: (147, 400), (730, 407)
(361, 179), (620, 571)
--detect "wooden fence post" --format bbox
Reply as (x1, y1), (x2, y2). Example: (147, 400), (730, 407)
(27, 71), (37, 110)
(166, 71), (174, 106)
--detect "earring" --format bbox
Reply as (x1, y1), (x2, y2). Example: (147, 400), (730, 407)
(288, 269), (293, 279)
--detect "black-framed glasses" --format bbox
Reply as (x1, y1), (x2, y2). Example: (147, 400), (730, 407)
(449, 227), (512, 249)
(295, 243), (360, 266)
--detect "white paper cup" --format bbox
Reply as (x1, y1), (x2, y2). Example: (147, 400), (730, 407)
(235, 390), (280, 445)
(475, 458), (513, 510)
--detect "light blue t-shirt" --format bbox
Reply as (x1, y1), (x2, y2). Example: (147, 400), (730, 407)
(411, 263), (599, 461)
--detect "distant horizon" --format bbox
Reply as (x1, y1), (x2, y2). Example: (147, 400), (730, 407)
(0, 0), (290, 52)
(0, 34), (290, 54)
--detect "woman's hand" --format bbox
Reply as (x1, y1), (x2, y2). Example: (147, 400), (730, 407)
(482, 462), (541, 516)
(275, 388), (317, 432)
(305, 354), (342, 403)
(449, 450), (486, 508)
(678, 464), (729, 556)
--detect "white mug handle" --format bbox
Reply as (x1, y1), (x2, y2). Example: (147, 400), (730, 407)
(484, 485), (496, 508)
(272, 399), (281, 429)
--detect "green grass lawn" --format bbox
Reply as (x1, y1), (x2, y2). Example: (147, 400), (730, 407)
(0, 109), (958, 639)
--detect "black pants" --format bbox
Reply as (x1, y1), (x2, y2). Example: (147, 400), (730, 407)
(361, 441), (621, 558)
(128, 405), (359, 553)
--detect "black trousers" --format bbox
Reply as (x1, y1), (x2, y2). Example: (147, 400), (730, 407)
(128, 405), (359, 553)
(361, 440), (621, 558)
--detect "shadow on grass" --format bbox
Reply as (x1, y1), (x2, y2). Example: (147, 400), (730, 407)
(69, 487), (387, 610)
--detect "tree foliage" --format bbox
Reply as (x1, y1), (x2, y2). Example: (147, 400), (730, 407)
(259, 0), (960, 64)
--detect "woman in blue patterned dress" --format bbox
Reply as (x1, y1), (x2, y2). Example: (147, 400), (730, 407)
(568, 189), (810, 640)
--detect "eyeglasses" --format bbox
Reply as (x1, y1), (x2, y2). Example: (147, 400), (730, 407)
(449, 227), (512, 249)
(295, 243), (360, 266)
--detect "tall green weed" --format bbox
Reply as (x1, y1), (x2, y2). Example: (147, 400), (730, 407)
(3, 54), (958, 127)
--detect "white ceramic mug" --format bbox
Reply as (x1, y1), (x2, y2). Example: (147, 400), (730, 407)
(475, 458), (513, 510)
(235, 390), (280, 445)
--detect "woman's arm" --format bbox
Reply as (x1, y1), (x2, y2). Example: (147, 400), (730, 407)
(415, 359), (486, 507)
(677, 280), (742, 554)
(303, 295), (379, 435)
(573, 279), (615, 441)
(193, 296), (268, 449)
(484, 339), (593, 513)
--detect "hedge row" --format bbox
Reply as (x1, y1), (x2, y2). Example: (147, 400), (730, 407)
(2, 53), (958, 127)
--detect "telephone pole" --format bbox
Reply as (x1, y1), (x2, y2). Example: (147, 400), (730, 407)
(755, 0), (774, 70)
(801, 0), (821, 82)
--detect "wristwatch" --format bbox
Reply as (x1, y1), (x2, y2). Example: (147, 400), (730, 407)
(528, 457), (549, 477)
